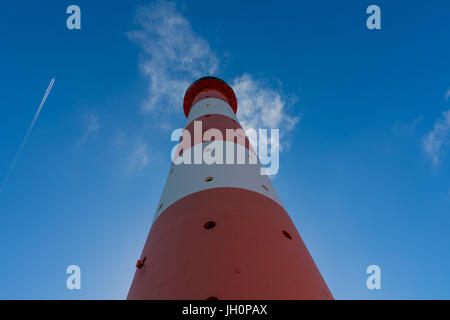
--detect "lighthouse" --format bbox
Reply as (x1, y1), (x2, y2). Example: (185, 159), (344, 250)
(127, 76), (332, 300)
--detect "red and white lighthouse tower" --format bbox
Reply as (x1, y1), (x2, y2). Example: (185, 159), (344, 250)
(127, 77), (332, 300)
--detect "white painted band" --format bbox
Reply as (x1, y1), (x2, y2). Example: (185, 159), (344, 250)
(153, 141), (282, 223)
(185, 98), (238, 127)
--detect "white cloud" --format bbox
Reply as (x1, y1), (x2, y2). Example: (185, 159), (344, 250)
(422, 110), (450, 166)
(80, 112), (100, 144)
(233, 73), (299, 150)
(393, 117), (422, 136)
(113, 132), (150, 171)
(131, 143), (149, 170)
(127, 0), (218, 113)
(127, 1), (300, 155)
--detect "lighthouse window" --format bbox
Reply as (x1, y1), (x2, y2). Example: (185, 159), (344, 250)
(261, 185), (269, 191)
(158, 203), (163, 211)
(282, 230), (292, 240)
(204, 221), (216, 230)
(205, 176), (214, 182)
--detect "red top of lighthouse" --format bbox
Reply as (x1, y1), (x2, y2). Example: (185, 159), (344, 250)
(183, 76), (237, 117)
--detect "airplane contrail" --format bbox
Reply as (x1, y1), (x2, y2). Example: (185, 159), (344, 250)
(0, 77), (55, 194)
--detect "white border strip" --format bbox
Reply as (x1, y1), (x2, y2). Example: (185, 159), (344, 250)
(153, 141), (282, 223)
(185, 98), (238, 127)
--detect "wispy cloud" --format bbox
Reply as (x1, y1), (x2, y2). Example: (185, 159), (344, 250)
(422, 109), (450, 166)
(445, 88), (450, 101)
(127, 0), (218, 113)
(131, 143), (149, 170)
(1, 77), (54, 194)
(79, 112), (100, 144)
(127, 0), (300, 156)
(233, 73), (299, 131)
(114, 132), (151, 172)
(233, 73), (299, 150)
(393, 116), (422, 136)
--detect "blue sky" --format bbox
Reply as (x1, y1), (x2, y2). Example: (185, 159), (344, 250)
(0, 0), (449, 299)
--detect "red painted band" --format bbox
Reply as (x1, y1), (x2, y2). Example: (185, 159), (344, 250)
(127, 188), (333, 300)
(174, 114), (255, 162)
(183, 77), (237, 117)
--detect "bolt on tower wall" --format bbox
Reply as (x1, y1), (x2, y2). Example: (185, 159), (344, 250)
(127, 77), (333, 299)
